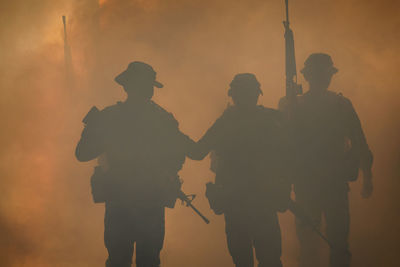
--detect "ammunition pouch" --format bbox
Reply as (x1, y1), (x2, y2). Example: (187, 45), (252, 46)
(205, 182), (225, 215)
(90, 166), (110, 203)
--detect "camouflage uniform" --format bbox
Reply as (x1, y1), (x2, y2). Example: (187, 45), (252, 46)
(76, 62), (189, 267)
(190, 74), (290, 267)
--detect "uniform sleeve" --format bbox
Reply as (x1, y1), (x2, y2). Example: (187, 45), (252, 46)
(187, 115), (224, 161)
(342, 98), (373, 171)
(163, 111), (196, 156)
(75, 109), (107, 162)
(156, 112), (192, 174)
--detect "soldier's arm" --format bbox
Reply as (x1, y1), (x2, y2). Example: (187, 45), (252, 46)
(343, 99), (373, 170)
(75, 128), (104, 162)
(343, 98), (373, 197)
(162, 111), (198, 164)
(75, 107), (105, 162)
(187, 119), (221, 161)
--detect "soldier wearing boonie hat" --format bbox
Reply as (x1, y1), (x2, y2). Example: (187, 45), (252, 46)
(76, 61), (192, 267)
(115, 61), (164, 89)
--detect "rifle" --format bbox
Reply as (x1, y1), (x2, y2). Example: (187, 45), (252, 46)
(62, 15), (74, 85)
(89, 164), (210, 224)
(178, 191), (210, 224)
(283, 0), (302, 101)
(62, 16), (71, 63)
(288, 199), (352, 260)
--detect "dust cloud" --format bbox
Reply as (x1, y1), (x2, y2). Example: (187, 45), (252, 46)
(0, 0), (398, 266)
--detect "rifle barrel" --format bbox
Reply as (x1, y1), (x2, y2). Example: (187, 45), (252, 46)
(187, 202), (210, 224)
(289, 199), (351, 258)
(62, 16), (68, 43)
(285, 0), (290, 24)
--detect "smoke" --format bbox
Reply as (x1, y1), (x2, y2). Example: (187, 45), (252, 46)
(0, 0), (399, 266)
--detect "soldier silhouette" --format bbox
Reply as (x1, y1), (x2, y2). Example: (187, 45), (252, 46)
(279, 53), (373, 267)
(75, 61), (191, 267)
(188, 73), (290, 267)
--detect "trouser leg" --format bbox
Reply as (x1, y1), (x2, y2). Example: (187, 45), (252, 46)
(225, 213), (254, 267)
(104, 206), (134, 267)
(253, 212), (283, 267)
(324, 185), (351, 267)
(295, 192), (323, 267)
(135, 210), (165, 267)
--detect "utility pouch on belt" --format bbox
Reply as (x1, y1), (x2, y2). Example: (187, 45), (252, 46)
(90, 166), (109, 203)
(205, 182), (224, 215)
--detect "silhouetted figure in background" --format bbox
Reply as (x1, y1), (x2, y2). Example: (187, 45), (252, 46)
(75, 62), (190, 267)
(189, 74), (290, 267)
(279, 53), (373, 267)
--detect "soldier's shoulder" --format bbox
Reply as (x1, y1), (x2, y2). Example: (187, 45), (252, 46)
(326, 90), (344, 99)
(101, 102), (123, 112)
(216, 105), (238, 122)
(213, 104), (230, 118)
(256, 106), (285, 128)
(327, 90), (353, 106)
(278, 95), (306, 110)
(150, 101), (179, 127)
(82, 102), (122, 124)
(99, 102), (124, 117)
(258, 105), (282, 118)
(259, 105), (279, 112)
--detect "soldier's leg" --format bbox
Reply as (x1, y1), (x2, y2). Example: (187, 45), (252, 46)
(225, 212), (254, 267)
(104, 205), (134, 267)
(135, 209), (165, 267)
(324, 184), (351, 267)
(295, 190), (323, 267)
(253, 212), (283, 267)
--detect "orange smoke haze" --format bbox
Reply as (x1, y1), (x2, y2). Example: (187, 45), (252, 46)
(0, 0), (399, 266)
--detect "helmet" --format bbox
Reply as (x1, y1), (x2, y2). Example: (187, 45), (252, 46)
(228, 73), (263, 96)
(301, 53), (338, 75)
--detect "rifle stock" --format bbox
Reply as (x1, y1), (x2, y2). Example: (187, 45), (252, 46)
(288, 199), (352, 259)
(178, 191), (210, 224)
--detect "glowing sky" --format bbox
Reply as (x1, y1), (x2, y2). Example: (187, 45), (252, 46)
(0, 0), (399, 266)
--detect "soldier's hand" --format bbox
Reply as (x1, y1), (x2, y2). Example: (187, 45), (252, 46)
(361, 173), (373, 199)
